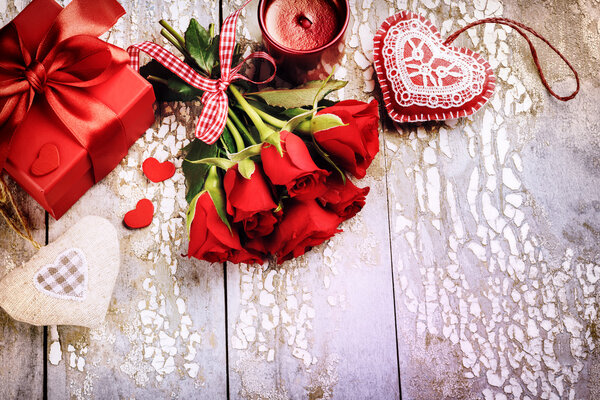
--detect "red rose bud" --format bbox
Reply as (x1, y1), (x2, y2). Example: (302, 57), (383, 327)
(224, 164), (279, 238)
(187, 192), (263, 264)
(261, 130), (329, 199)
(318, 174), (370, 220)
(313, 99), (380, 179)
(266, 199), (342, 264)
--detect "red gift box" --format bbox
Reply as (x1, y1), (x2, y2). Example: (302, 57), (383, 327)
(1, 0), (155, 219)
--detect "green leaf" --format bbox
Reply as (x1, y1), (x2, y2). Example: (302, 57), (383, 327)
(186, 157), (236, 170)
(208, 190), (231, 232)
(311, 114), (346, 132)
(282, 110), (313, 133)
(281, 107), (310, 118)
(244, 99), (285, 117)
(237, 159), (256, 179)
(246, 80), (347, 108)
(228, 143), (263, 163)
(182, 139), (218, 204)
(220, 125), (237, 154)
(309, 135), (346, 184)
(205, 37), (219, 77)
(312, 72), (335, 110)
(185, 19), (216, 75)
(186, 190), (204, 235)
(167, 77), (204, 101)
(204, 166), (232, 232)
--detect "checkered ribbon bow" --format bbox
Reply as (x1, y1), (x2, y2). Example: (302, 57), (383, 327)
(128, 0), (276, 144)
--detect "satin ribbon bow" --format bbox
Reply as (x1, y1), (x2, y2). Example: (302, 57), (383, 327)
(0, 0), (129, 181)
(128, 0), (276, 145)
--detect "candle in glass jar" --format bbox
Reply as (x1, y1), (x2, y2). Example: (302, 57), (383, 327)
(264, 0), (340, 51)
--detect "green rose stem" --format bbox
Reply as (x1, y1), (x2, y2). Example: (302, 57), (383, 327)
(226, 118), (245, 153)
(159, 20), (186, 47)
(228, 109), (257, 145)
(147, 76), (169, 86)
(229, 85), (274, 141)
(159, 20), (191, 60)
(160, 29), (187, 56)
(252, 108), (286, 129)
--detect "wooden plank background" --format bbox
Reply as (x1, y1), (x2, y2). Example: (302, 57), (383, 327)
(1, 0), (600, 398)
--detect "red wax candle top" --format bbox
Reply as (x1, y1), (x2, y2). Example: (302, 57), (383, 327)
(264, 0), (340, 51)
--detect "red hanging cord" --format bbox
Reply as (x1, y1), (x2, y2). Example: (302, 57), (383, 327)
(444, 17), (580, 101)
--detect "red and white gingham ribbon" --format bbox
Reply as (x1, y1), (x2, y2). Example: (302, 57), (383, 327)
(128, 0), (276, 144)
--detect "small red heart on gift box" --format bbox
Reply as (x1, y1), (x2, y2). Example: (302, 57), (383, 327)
(123, 199), (154, 229)
(30, 143), (60, 177)
(142, 157), (176, 183)
(374, 11), (495, 123)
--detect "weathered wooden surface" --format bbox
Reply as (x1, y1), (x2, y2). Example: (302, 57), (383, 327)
(1, 0), (600, 398)
(222, 1), (400, 399)
(0, 179), (45, 400)
(22, 0), (228, 398)
(379, 0), (600, 399)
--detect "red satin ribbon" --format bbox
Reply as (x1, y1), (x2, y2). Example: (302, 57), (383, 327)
(0, 0), (129, 181)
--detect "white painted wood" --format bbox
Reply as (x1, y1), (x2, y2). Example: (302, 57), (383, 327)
(0, 179), (46, 400)
(3, 0), (598, 397)
(384, 0), (600, 398)
(223, 1), (400, 398)
(45, 102), (228, 399)
(15, 1), (230, 397)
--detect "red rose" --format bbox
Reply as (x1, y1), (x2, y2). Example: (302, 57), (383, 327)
(313, 99), (380, 179)
(318, 174), (370, 220)
(224, 164), (278, 238)
(261, 130), (329, 199)
(265, 199), (342, 264)
(187, 192), (263, 264)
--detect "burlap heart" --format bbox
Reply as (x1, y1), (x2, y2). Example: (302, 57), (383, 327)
(0, 216), (120, 328)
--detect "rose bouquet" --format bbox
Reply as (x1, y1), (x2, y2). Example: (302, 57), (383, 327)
(137, 15), (379, 265)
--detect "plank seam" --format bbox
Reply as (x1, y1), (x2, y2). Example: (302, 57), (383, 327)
(381, 123), (403, 400)
(223, 262), (231, 400)
(43, 212), (49, 400)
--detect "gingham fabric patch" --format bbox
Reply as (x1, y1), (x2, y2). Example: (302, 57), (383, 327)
(127, 0), (276, 145)
(33, 248), (88, 302)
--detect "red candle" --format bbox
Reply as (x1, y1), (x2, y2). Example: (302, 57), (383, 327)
(264, 0), (340, 51)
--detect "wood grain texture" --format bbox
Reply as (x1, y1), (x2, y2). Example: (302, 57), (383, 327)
(0, 6), (46, 400)
(2, 0), (599, 398)
(45, 102), (228, 398)
(0, 179), (46, 400)
(40, 2), (227, 398)
(223, 1), (400, 399)
(381, 0), (600, 399)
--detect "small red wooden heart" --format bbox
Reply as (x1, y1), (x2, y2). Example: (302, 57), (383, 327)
(30, 143), (60, 176)
(123, 199), (154, 229)
(374, 11), (496, 122)
(142, 157), (175, 183)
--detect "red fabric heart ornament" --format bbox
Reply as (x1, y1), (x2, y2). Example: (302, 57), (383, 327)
(142, 157), (176, 183)
(30, 144), (60, 177)
(374, 11), (496, 123)
(123, 199), (154, 229)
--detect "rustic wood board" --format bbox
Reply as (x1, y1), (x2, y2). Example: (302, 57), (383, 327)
(379, 0), (600, 399)
(44, 103), (229, 399)
(2, 0), (600, 398)
(223, 1), (400, 399)
(38, 1), (228, 398)
(0, 5), (46, 400)
(0, 178), (46, 400)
